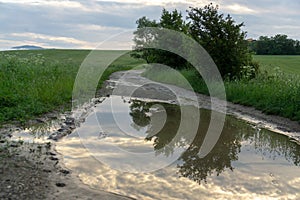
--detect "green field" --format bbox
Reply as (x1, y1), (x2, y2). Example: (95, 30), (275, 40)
(0, 49), (145, 124)
(1, 49), (145, 68)
(1, 51), (299, 124)
(253, 55), (300, 75)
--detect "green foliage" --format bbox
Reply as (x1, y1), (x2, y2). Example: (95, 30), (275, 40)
(250, 34), (300, 55)
(0, 50), (144, 124)
(0, 53), (76, 122)
(225, 70), (300, 120)
(187, 4), (254, 79)
(160, 9), (189, 33)
(132, 9), (189, 69)
(132, 4), (257, 79)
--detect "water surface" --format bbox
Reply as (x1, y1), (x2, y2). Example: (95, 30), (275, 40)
(57, 96), (300, 199)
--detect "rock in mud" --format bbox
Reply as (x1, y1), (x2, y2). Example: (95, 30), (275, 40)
(46, 152), (56, 156)
(55, 183), (66, 187)
(36, 118), (46, 123)
(57, 128), (66, 132)
(59, 169), (70, 175)
(49, 156), (59, 161)
(48, 132), (68, 141)
(10, 143), (19, 148)
(65, 117), (75, 125)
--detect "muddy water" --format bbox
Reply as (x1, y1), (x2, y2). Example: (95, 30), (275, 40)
(56, 96), (300, 200)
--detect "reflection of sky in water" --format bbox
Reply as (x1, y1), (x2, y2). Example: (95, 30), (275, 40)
(97, 96), (149, 140)
(11, 119), (61, 143)
(78, 97), (155, 153)
(57, 96), (300, 199)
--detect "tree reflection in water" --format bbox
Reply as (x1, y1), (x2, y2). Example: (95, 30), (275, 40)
(178, 110), (242, 184)
(129, 100), (300, 184)
(129, 100), (151, 128)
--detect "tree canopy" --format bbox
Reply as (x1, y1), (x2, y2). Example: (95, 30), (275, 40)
(132, 9), (189, 69)
(249, 34), (300, 55)
(132, 3), (258, 79)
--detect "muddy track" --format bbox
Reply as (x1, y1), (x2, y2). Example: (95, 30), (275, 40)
(0, 69), (299, 200)
(100, 70), (300, 142)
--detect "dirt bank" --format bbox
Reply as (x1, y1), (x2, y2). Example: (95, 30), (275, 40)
(0, 125), (133, 200)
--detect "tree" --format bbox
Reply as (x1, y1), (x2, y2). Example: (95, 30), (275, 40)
(132, 4), (258, 79)
(255, 36), (272, 54)
(132, 9), (190, 69)
(131, 16), (159, 63)
(187, 3), (255, 79)
(296, 40), (300, 54)
(250, 34), (300, 55)
(273, 34), (296, 55)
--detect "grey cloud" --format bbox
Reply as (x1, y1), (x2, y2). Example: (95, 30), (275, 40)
(0, 0), (299, 49)
(0, 1), (164, 48)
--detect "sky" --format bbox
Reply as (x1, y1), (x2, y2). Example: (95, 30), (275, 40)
(0, 0), (299, 49)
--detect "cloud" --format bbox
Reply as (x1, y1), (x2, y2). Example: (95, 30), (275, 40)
(0, 0), (157, 14)
(8, 32), (94, 48)
(0, 0), (300, 49)
(76, 24), (127, 31)
(11, 32), (86, 45)
(93, 0), (202, 6)
(0, 0), (85, 8)
(224, 3), (257, 14)
(0, 37), (52, 50)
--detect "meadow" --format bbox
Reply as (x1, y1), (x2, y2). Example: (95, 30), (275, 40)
(0, 50), (144, 124)
(253, 55), (300, 75)
(144, 55), (300, 121)
(0, 50), (299, 124)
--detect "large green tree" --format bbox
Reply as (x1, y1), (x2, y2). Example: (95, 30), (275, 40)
(187, 4), (254, 78)
(132, 4), (257, 79)
(132, 9), (189, 69)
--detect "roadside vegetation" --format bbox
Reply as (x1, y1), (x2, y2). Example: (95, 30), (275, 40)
(143, 64), (300, 120)
(0, 50), (144, 124)
(133, 4), (300, 121)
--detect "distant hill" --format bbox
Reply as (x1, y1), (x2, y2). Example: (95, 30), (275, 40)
(12, 45), (44, 50)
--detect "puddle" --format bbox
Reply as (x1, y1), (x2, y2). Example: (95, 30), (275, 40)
(10, 121), (61, 143)
(55, 96), (300, 199)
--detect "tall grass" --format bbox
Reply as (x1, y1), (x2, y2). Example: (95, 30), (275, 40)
(143, 66), (300, 121)
(225, 70), (300, 120)
(0, 53), (76, 122)
(0, 50), (144, 124)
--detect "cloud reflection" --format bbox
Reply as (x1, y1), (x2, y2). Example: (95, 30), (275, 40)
(57, 98), (300, 199)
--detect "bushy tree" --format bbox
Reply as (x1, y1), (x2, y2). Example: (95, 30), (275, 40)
(187, 4), (255, 79)
(131, 16), (158, 63)
(132, 9), (189, 69)
(132, 4), (258, 79)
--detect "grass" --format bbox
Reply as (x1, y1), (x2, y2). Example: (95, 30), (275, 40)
(225, 72), (300, 120)
(1, 51), (299, 124)
(253, 55), (300, 75)
(143, 56), (300, 121)
(0, 49), (145, 124)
